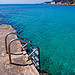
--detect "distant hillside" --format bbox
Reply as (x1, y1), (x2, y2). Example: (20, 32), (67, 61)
(43, 0), (75, 4)
(53, 0), (75, 4)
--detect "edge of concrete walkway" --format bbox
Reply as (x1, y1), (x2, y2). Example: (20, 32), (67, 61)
(0, 24), (39, 75)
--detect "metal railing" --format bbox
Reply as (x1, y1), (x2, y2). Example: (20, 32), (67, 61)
(5, 32), (32, 54)
(8, 38), (40, 70)
(5, 32), (40, 71)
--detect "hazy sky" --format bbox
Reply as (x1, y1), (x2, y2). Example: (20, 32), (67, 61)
(0, 0), (51, 4)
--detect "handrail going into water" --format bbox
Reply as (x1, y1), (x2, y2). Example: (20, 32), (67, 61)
(5, 32), (32, 54)
(8, 38), (40, 70)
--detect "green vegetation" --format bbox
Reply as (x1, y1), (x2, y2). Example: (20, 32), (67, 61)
(43, 0), (75, 4)
(53, 0), (74, 4)
(73, 0), (75, 2)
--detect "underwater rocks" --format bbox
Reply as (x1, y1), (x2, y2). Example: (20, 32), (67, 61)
(0, 18), (6, 21)
(0, 18), (10, 24)
(0, 14), (10, 24)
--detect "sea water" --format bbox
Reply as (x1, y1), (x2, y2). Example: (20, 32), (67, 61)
(0, 4), (75, 75)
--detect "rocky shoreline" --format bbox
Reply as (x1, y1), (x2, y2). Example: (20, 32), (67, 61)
(37, 2), (75, 6)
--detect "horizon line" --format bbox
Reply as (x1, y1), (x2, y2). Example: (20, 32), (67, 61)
(0, 3), (41, 4)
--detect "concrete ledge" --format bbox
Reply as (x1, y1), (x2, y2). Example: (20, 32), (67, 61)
(0, 24), (39, 75)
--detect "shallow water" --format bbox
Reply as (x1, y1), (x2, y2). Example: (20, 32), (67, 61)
(0, 4), (75, 74)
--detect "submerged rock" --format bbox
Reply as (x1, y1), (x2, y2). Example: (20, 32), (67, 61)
(0, 17), (10, 24)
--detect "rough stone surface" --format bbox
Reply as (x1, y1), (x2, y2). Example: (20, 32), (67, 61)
(0, 24), (39, 75)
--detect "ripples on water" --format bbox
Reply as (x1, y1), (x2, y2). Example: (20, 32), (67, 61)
(0, 4), (75, 74)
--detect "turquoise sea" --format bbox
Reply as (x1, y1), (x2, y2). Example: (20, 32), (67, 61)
(0, 4), (75, 75)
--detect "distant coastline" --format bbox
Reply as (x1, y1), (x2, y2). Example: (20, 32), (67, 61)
(0, 3), (75, 6)
(36, 1), (75, 6)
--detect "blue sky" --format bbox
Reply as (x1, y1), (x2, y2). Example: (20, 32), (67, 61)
(0, 0), (51, 4)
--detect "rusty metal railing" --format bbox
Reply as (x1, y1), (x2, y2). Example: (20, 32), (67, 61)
(5, 32), (32, 54)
